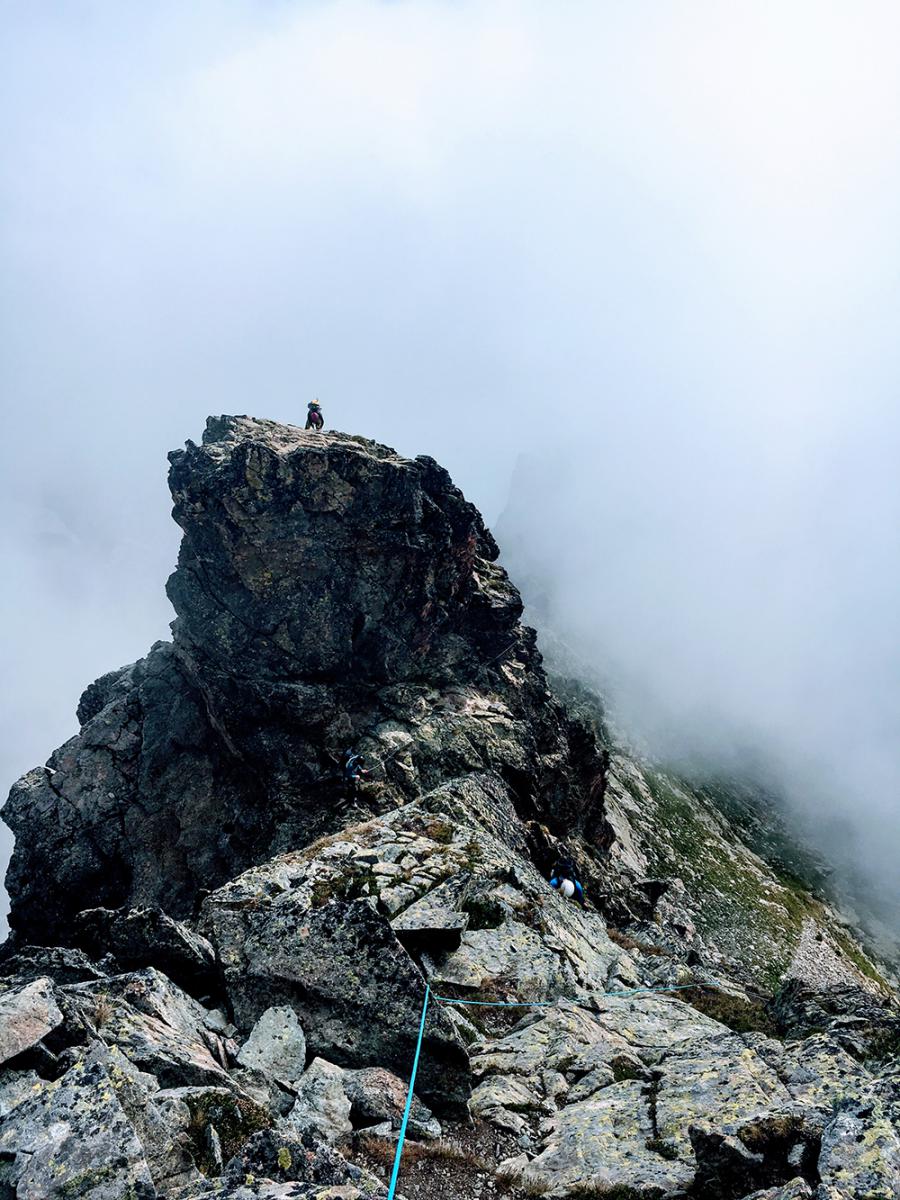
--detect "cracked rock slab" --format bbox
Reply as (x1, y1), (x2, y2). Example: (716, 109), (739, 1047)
(654, 1033), (793, 1159)
(529, 1079), (694, 1196)
(0, 1046), (157, 1199)
(0, 976), (63, 1066)
(471, 994), (725, 1083)
(237, 1005), (308, 1087)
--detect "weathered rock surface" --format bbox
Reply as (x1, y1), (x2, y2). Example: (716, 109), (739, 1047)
(2, 416), (899, 1199)
(0, 1042), (160, 1199)
(62, 967), (236, 1089)
(189, 1184), (380, 1200)
(817, 1091), (900, 1199)
(200, 772), (631, 1111)
(530, 1079), (694, 1195)
(237, 1006), (308, 1087)
(342, 1066), (441, 1138)
(73, 905), (217, 996)
(654, 1032), (793, 1161)
(0, 1068), (41, 1118)
(222, 1128), (382, 1194)
(152, 1084), (273, 1180)
(283, 1057), (353, 1145)
(744, 1178), (813, 1200)
(0, 977), (63, 1066)
(81, 1041), (205, 1195)
(206, 887), (469, 1109)
(776, 1033), (872, 1113)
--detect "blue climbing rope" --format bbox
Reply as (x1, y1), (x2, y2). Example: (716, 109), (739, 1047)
(386, 984), (431, 1200)
(432, 980), (718, 1007)
(385, 978), (720, 1198)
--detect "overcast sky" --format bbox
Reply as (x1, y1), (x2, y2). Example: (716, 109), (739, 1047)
(3, 1), (900, 937)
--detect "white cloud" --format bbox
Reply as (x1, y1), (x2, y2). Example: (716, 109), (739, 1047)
(4, 0), (900, 933)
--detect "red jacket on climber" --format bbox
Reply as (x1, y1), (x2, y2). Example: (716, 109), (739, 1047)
(306, 399), (324, 430)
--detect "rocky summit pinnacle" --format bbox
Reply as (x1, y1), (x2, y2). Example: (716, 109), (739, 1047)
(1, 415), (899, 1200)
(4, 417), (596, 945)
(166, 416), (521, 684)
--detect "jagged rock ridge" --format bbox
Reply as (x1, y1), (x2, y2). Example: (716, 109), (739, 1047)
(0, 416), (898, 1200)
(5, 418), (601, 944)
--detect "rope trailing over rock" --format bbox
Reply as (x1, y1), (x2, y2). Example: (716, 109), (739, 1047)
(385, 979), (723, 1200)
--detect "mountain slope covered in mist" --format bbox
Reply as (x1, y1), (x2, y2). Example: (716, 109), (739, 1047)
(496, 448), (900, 969)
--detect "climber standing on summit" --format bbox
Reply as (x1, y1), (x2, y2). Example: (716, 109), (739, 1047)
(305, 398), (324, 430)
(549, 843), (587, 909)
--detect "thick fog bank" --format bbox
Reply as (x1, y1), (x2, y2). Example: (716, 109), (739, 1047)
(497, 440), (900, 947)
(6, 2), (900, 943)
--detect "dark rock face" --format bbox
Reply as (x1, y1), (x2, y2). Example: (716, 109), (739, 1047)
(4, 418), (600, 946)
(689, 1124), (768, 1198)
(72, 906), (217, 997)
(4, 641), (254, 942)
(0, 945), (107, 987)
(166, 418), (516, 684)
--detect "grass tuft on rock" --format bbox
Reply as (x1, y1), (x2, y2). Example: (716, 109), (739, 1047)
(680, 985), (778, 1035)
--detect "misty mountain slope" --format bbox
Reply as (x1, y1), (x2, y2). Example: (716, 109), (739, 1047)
(521, 690), (892, 1031)
(495, 447), (900, 972)
(608, 755), (886, 992)
(542, 666), (888, 998)
(1, 417), (899, 1200)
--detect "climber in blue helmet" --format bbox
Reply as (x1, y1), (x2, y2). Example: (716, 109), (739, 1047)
(306, 398), (324, 430)
(549, 843), (587, 909)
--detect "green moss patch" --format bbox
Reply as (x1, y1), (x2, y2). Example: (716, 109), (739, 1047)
(634, 771), (821, 988)
(310, 862), (379, 908)
(184, 1090), (272, 1177)
(461, 893), (506, 931)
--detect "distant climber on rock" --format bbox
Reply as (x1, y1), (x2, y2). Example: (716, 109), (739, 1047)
(549, 843), (587, 909)
(305, 398), (324, 430)
(343, 750), (371, 800)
